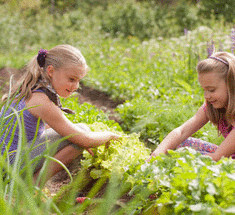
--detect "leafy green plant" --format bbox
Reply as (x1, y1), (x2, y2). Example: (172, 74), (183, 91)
(54, 121), (235, 214)
(62, 96), (122, 131)
(122, 148), (235, 214)
(81, 122), (150, 180)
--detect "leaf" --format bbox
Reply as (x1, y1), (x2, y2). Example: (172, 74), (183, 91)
(223, 206), (235, 213)
(189, 203), (203, 212)
(90, 169), (106, 179)
(206, 183), (217, 195)
(175, 79), (192, 93)
(227, 173), (235, 181)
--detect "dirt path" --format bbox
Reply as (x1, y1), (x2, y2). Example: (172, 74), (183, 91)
(78, 82), (124, 123)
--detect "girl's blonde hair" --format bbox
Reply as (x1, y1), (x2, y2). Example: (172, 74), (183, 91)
(196, 52), (235, 129)
(3, 44), (88, 101)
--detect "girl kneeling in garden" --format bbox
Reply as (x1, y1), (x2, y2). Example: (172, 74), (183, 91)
(0, 44), (120, 183)
(149, 52), (235, 162)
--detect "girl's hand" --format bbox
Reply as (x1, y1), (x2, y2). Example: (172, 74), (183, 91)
(104, 132), (121, 149)
(101, 131), (121, 145)
(87, 148), (94, 156)
(146, 151), (158, 162)
(86, 132), (121, 156)
(204, 152), (221, 162)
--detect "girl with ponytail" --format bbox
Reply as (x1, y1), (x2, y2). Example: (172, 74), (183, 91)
(1, 45), (120, 184)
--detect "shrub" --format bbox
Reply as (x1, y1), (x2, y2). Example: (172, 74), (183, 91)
(41, 0), (78, 13)
(174, 0), (199, 32)
(198, 0), (235, 23)
(100, 1), (156, 40)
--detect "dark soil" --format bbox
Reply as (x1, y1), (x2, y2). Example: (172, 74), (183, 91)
(78, 82), (124, 123)
(0, 67), (125, 195)
(0, 67), (21, 94)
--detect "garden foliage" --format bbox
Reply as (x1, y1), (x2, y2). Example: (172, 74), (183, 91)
(54, 107), (235, 214)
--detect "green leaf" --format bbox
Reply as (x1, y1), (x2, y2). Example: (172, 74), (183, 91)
(189, 203), (203, 212)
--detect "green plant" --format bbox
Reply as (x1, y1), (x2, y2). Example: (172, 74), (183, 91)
(123, 148), (235, 214)
(100, 1), (156, 40)
(198, 0), (235, 23)
(62, 96), (122, 131)
(54, 122), (235, 214)
(81, 122), (150, 180)
(41, 0), (78, 14)
(174, 0), (199, 32)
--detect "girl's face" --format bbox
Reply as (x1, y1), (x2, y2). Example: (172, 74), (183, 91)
(198, 71), (228, 109)
(47, 65), (87, 98)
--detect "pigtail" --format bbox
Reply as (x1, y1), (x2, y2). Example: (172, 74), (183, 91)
(19, 56), (44, 100)
(2, 56), (43, 101)
(226, 57), (235, 125)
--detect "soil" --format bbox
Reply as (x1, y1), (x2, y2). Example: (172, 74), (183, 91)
(0, 67), (125, 195)
(78, 82), (124, 123)
(0, 67), (21, 94)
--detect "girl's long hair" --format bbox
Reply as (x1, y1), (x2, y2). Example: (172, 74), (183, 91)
(2, 44), (88, 101)
(197, 52), (235, 131)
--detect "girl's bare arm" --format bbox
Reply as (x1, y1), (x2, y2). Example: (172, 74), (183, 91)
(26, 93), (120, 148)
(208, 125), (235, 161)
(150, 105), (209, 158)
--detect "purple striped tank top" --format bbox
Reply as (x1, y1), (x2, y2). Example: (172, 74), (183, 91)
(0, 89), (45, 153)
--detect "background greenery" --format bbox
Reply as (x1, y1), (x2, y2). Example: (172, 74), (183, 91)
(1, 0), (234, 145)
(0, 0), (234, 214)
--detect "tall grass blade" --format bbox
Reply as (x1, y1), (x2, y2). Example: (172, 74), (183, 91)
(43, 155), (73, 182)
(7, 107), (24, 205)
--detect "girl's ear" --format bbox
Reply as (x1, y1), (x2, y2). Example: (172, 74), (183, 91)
(46, 65), (54, 78)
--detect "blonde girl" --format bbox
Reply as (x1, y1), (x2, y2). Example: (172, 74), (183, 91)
(0, 45), (120, 182)
(149, 52), (235, 161)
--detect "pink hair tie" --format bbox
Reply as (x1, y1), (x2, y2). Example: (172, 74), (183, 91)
(209, 56), (229, 66)
(37, 48), (48, 68)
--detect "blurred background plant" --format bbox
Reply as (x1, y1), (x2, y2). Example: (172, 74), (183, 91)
(197, 0), (235, 23)
(0, 0), (234, 55)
